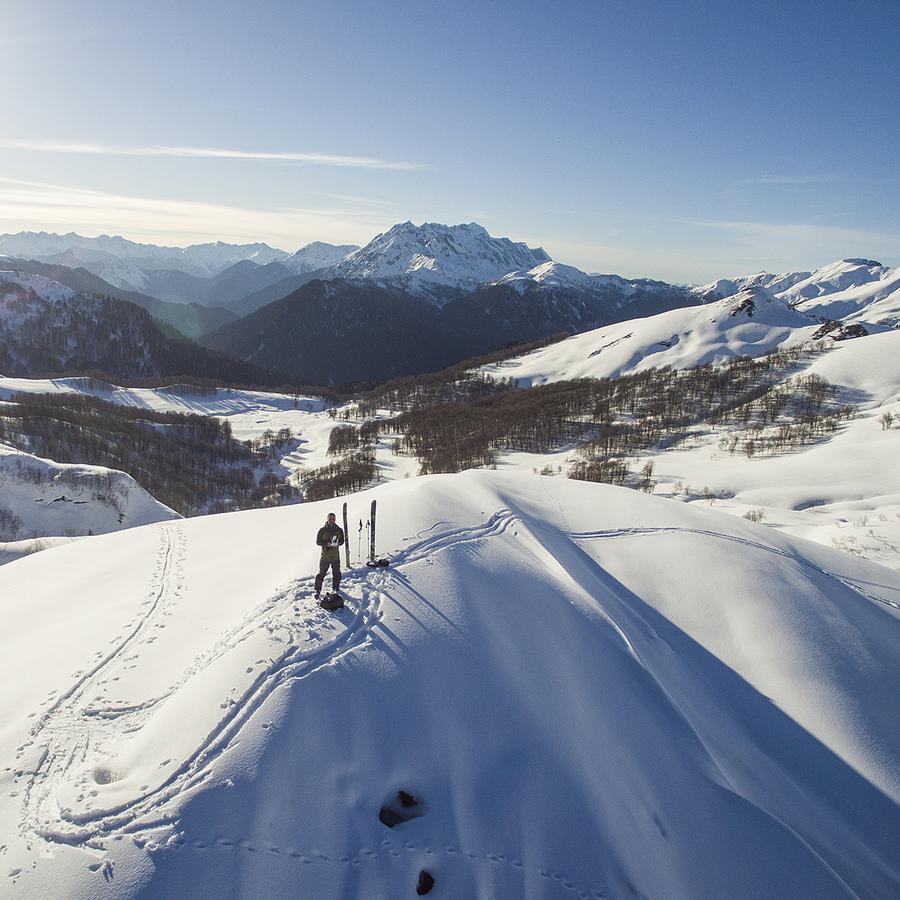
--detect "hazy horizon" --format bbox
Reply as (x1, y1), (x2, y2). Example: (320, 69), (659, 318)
(1, 221), (895, 286)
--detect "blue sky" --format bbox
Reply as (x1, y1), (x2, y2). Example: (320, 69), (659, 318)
(1, 0), (897, 281)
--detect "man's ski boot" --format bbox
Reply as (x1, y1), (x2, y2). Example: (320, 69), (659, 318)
(319, 592), (344, 611)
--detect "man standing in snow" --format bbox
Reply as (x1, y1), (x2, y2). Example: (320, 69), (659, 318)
(314, 512), (345, 598)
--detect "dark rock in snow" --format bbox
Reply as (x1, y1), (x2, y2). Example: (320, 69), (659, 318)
(379, 789), (424, 827)
(416, 869), (435, 895)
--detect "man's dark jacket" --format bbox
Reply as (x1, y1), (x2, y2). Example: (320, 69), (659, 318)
(317, 523), (345, 561)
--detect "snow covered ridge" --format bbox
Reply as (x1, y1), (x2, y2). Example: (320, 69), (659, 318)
(496, 259), (688, 298)
(694, 258), (900, 327)
(280, 241), (359, 275)
(330, 221), (551, 301)
(0, 471), (897, 897)
(480, 279), (897, 387)
(0, 442), (177, 547)
(0, 231), (289, 282)
(0, 269), (77, 316)
(0, 231), (355, 294)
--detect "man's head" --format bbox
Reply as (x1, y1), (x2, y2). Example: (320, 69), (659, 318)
(326, 513), (336, 525)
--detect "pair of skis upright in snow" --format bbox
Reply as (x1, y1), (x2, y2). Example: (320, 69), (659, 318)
(363, 499), (390, 567)
(341, 498), (378, 567)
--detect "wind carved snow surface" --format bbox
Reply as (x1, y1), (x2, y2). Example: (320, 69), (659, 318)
(0, 471), (897, 898)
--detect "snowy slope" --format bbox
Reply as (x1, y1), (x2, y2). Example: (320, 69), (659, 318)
(330, 222), (551, 301)
(0, 376), (328, 443)
(619, 331), (900, 569)
(789, 263), (900, 327)
(0, 269), (77, 321)
(497, 260), (684, 298)
(0, 471), (897, 898)
(480, 287), (823, 386)
(694, 259), (900, 327)
(778, 258), (889, 301)
(0, 269), (276, 383)
(0, 442), (177, 544)
(281, 241), (358, 275)
(487, 328), (900, 570)
(37, 249), (153, 293)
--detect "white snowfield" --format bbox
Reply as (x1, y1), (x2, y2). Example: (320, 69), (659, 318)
(0, 443), (177, 546)
(0, 471), (897, 898)
(0, 376), (329, 447)
(487, 329), (900, 570)
(694, 258), (900, 328)
(479, 281), (894, 389)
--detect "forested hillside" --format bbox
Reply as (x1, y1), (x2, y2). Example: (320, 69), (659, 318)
(0, 392), (299, 514)
(0, 271), (279, 384)
(203, 276), (694, 387)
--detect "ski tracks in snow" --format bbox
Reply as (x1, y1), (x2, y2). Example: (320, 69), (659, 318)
(13, 524), (391, 850)
(9, 512), (529, 872)
(16, 524), (187, 846)
(13, 505), (877, 896)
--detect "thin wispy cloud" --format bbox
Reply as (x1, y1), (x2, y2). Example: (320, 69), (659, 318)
(0, 138), (427, 171)
(0, 176), (395, 249)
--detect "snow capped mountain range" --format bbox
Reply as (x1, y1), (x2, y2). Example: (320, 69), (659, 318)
(280, 241), (359, 275)
(0, 232), (291, 292)
(696, 258), (900, 329)
(479, 274), (898, 389)
(4, 226), (897, 329)
(695, 258), (894, 305)
(496, 259), (682, 298)
(331, 221), (551, 302)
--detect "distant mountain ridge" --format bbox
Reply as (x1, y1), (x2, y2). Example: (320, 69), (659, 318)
(330, 221), (551, 303)
(0, 232), (289, 286)
(3, 227), (897, 389)
(694, 258), (900, 328)
(281, 241), (358, 275)
(202, 273), (696, 387)
(0, 270), (277, 384)
(0, 257), (237, 338)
